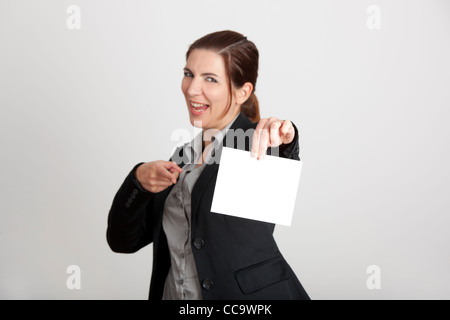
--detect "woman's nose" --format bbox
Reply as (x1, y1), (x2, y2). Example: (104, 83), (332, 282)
(187, 79), (203, 97)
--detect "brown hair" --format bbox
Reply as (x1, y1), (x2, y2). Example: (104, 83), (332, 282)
(186, 30), (260, 122)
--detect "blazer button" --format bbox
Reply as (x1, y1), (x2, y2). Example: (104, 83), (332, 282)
(193, 238), (204, 250)
(202, 279), (213, 291)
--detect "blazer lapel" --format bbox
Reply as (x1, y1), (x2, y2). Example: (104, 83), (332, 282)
(191, 112), (255, 219)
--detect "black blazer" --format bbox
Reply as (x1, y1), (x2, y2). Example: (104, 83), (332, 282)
(107, 113), (310, 300)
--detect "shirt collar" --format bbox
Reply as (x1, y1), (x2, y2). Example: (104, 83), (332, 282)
(188, 113), (240, 165)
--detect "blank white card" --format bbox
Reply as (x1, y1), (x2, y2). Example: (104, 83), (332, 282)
(211, 147), (303, 226)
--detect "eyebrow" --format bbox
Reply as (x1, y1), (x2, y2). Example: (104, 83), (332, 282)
(184, 68), (220, 78)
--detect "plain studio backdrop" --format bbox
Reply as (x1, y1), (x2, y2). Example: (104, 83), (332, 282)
(1, 0), (449, 299)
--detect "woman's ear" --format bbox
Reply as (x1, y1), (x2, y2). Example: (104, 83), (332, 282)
(235, 82), (254, 105)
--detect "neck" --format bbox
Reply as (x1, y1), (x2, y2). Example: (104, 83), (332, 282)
(202, 128), (219, 150)
(202, 110), (240, 150)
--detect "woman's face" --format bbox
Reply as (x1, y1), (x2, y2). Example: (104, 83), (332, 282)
(182, 49), (240, 130)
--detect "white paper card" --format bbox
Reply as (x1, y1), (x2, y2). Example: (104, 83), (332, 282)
(211, 147), (303, 226)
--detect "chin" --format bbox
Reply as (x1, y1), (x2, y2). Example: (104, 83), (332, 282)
(189, 116), (207, 128)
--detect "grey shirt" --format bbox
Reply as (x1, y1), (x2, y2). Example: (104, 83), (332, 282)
(162, 115), (238, 300)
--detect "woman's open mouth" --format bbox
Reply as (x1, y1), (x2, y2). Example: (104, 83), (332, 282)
(190, 101), (209, 115)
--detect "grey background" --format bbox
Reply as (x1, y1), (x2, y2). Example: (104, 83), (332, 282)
(1, 0), (449, 299)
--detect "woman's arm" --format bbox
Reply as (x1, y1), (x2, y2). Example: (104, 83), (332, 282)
(106, 163), (155, 253)
(278, 122), (300, 160)
(106, 161), (182, 253)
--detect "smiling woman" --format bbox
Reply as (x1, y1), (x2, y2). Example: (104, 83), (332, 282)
(182, 48), (242, 134)
(107, 30), (310, 300)
(183, 31), (260, 130)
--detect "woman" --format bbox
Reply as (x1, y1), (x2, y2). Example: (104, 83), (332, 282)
(107, 30), (310, 300)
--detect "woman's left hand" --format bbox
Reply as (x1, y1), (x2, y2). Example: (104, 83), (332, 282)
(251, 117), (295, 160)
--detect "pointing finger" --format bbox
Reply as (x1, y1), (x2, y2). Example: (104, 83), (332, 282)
(252, 119), (267, 158)
(258, 128), (269, 160)
(269, 121), (282, 147)
(157, 165), (178, 184)
(163, 161), (183, 173)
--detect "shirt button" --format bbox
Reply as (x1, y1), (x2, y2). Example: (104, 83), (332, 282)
(180, 253), (185, 259)
(193, 238), (204, 250)
(202, 279), (214, 291)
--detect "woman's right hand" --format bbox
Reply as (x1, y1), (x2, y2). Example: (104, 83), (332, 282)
(135, 161), (183, 193)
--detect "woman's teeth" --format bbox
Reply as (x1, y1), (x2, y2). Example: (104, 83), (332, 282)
(191, 102), (209, 113)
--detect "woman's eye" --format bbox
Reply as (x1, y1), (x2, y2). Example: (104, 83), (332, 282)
(206, 77), (217, 83)
(184, 71), (193, 77)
